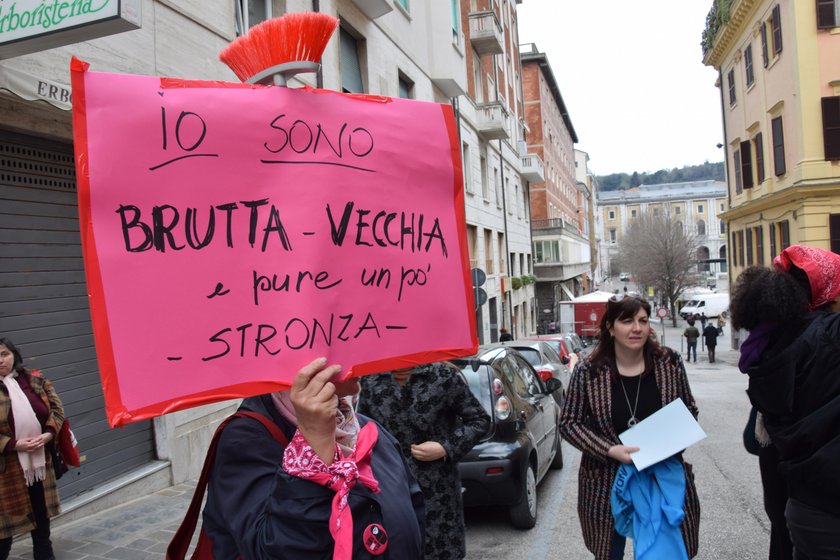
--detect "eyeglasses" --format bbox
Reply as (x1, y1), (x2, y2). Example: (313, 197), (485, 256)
(609, 291), (642, 302)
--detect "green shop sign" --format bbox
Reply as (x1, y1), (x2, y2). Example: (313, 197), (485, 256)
(0, 0), (141, 59)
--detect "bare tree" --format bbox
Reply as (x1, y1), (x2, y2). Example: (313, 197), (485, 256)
(618, 212), (702, 326)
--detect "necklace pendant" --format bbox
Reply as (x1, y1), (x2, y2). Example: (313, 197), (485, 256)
(627, 417), (638, 428)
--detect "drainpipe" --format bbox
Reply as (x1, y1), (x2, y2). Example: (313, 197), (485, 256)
(493, 45), (514, 338)
(314, 0), (324, 89)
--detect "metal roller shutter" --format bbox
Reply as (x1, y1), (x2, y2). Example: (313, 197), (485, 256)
(0, 129), (156, 499)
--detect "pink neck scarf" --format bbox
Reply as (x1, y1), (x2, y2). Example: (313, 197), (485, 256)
(283, 422), (381, 560)
(271, 391), (360, 455)
(2, 372), (46, 485)
(774, 245), (840, 310)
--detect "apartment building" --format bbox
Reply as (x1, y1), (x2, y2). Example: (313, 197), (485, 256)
(461, 0), (537, 342)
(597, 181), (728, 278)
(702, 0), (840, 277)
(0, 0), (538, 511)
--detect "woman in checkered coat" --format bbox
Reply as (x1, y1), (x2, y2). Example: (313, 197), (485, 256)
(0, 338), (64, 560)
(560, 295), (700, 559)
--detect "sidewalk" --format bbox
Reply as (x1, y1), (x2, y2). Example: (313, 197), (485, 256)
(9, 482), (197, 560)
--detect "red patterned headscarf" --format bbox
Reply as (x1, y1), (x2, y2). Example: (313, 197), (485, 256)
(773, 245), (840, 310)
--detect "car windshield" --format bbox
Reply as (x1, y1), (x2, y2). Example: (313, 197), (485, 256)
(458, 363), (493, 416)
(512, 347), (542, 366)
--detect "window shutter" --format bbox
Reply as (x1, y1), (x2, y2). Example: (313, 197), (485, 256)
(746, 228), (754, 265)
(340, 27), (364, 94)
(755, 133), (765, 183)
(772, 5), (783, 54)
(772, 116), (786, 176)
(741, 139), (754, 188)
(830, 213), (840, 255)
(745, 45), (754, 86)
(728, 70), (736, 105)
(769, 222), (777, 258)
(780, 220), (790, 250)
(756, 226), (765, 265)
(738, 231), (745, 267)
(733, 148), (743, 193)
(760, 24), (769, 67)
(821, 96), (840, 160)
(817, 0), (837, 28)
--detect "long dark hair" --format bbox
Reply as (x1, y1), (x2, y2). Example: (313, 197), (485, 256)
(730, 266), (809, 330)
(0, 337), (26, 374)
(588, 296), (663, 379)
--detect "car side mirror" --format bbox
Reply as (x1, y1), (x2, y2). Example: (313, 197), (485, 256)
(560, 355), (570, 365)
(544, 377), (562, 394)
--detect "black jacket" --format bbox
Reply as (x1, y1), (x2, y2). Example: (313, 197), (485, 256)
(202, 394), (425, 559)
(746, 311), (840, 516)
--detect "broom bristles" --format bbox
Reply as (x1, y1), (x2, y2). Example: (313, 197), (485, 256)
(220, 12), (339, 83)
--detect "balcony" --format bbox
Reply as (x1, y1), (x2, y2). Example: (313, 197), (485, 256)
(468, 11), (504, 55)
(520, 153), (544, 183)
(476, 101), (510, 140)
(349, 0), (393, 19)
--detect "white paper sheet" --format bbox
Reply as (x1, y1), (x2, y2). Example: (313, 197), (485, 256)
(618, 398), (706, 471)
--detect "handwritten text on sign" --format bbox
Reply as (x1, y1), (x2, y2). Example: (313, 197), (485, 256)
(72, 65), (476, 426)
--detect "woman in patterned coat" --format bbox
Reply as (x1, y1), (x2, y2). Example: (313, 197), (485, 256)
(0, 338), (64, 560)
(560, 294), (700, 559)
(358, 361), (490, 560)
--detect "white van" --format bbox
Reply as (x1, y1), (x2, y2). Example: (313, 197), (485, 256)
(679, 293), (729, 319)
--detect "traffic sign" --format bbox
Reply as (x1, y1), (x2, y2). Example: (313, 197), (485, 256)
(471, 267), (486, 287)
(474, 287), (487, 306)
(657, 307), (668, 319)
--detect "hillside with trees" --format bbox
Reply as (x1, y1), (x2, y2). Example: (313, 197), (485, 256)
(597, 161), (724, 191)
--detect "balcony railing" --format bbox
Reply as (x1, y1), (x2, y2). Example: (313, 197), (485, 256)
(520, 153), (544, 183)
(476, 101), (510, 140)
(468, 10), (504, 55)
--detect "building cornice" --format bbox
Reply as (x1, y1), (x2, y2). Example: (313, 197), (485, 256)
(720, 181), (840, 220)
(703, 0), (762, 68)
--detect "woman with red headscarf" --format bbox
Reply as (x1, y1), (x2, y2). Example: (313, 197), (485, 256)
(730, 245), (840, 560)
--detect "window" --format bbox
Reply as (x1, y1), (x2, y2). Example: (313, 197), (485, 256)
(340, 27), (365, 94)
(821, 96), (840, 160)
(698, 204), (705, 214)
(609, 228), (617, 243)
(462, 142), (472, 193)
(608, 210), (616, 220)
(760, 23), (769, 67)
(720, 203), (725, 211)
(396, 0), (408, 11)
(480, 155), (488, 199)
(780, 220), (790, 249)
(830, 214), (840, 254)
(756, 225), (765, 265)
(720, 220), (727, 235)
(771, 5), (783, 55)
(737, 231), (745, 266)
(740, 139), (754, 188)
(697, 220), (706, 236)
(398, 73), (414, 99)
(471, 49), (483, 103)
(733, 148), (743, 194)
(675, 206), (681, 215)
(450, 0), (460, 38)
(746, 228), (754, 265)
(494, 167), (501, 208)
(755, 132), (766, 183)
(235, 0), (270, 36)
(631, 209), (637, 218)
(817, 0), (839, 28)
(727, 69), (736, 106)
(772, 116), (786, 176)
(731, 231), (738, 264)
(770, 222), (777, 258)
(745, 44), (754, 87)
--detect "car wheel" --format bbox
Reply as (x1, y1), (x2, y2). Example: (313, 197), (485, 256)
(550, 430), (564, 470)
(509, 462), (538, 529)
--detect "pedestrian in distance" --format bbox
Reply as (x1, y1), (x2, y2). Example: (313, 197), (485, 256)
(730, 245), (840, 560)
(699, 313), (707, 330)
(499, 328), (513, 342)
(717, 315), (726, 336)
(702, 322), (719, 363)
(683, 320), (700, 363)
(0, 337), (66, 560)
(199, 358), (426, 559)
(560, 292), (701, 559)
(358, 362), (490, 560)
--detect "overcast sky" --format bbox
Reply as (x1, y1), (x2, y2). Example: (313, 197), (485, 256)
(516, 1), (724, 176)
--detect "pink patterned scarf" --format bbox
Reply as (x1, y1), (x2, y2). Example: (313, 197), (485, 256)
(774, 245), (840, 310)
(2, 372), (46, 485)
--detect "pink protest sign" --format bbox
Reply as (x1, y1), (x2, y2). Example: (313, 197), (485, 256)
(70, 59), (477, 427)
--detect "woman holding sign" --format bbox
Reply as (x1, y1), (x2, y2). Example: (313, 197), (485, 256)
(0, 338), (65, 560)
(559, 293), (700, 559)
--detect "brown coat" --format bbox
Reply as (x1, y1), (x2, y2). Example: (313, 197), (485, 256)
(560, 348), (700, 559)
(0, 371), (64, 539)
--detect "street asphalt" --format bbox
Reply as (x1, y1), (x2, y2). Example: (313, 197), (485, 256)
(10, 319), (771, 560)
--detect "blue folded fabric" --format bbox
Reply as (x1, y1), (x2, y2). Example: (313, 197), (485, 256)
(611, 457), (688, 560)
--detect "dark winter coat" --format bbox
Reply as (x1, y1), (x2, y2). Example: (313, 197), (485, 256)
(745, 311), (840, 516)
(202, 394), (425, 559)
(358, 363), (491, 560)
(560, 348), (701, 560)
(702, 324), (719, 347)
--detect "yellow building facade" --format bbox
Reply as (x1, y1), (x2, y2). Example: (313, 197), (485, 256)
(703, 0), (840, 277)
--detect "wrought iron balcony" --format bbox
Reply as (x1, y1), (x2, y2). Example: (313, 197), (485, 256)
(468, 10), (504, 55)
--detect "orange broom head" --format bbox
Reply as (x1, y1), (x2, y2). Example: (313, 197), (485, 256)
(220, 12), (339, 83)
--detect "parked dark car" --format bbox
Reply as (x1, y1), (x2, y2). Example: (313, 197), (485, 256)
(453, 345), (563, 529)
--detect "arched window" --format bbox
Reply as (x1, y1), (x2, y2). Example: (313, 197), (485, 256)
(697, 219), (706, 236)
(697, 246), (710, 272)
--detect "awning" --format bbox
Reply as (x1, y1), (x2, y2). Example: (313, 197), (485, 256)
(0, 65), (71, 111)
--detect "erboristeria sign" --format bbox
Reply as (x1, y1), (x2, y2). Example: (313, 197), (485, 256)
(0, 0), (140, 59)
